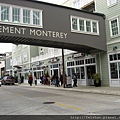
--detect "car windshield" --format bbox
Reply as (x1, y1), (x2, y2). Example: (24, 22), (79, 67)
(8, 76), (14, 79)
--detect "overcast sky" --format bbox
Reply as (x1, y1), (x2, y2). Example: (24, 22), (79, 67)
(0, 0), (67, 53)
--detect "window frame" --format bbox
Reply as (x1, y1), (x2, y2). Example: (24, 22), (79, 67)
(109, 16), (119, 37)
(12, 7), (20, 23)
(23, 9), (30, 24)
(1, 5), (9, 22)
(107, 0), (117, 7)
(0, 3), (43, 28)
(71, 16), (99, 35)
(17, 55), (22, 65)
(23, 52), (28, 62)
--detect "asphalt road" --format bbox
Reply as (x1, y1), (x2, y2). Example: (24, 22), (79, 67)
(0, 85), (120, 116)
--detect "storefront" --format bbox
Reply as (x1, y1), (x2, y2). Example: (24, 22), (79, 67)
(0, 0), (106, 86)
(49, 57), (61, 77)
(109, 53), (120, 86)
(66, 54), (96, 86)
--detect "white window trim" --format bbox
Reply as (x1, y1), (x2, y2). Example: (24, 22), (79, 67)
(18, 55), (22, 65)
(107, 0), (117, 7)
(108, 53), (120, 87)
(23, 52), (28, 62)
(10, 59), (12, 66)
(18, 45), (21, 51)
(23, 45), (27, 48)
(109, 16), (119, 38)
(0, 3), (43, 28)
(70, 15), (100, 36)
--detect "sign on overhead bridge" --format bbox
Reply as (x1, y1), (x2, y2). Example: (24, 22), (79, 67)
(0, 0), (106, 53)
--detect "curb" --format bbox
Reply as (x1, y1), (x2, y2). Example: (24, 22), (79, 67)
(18, 84), (120, 96)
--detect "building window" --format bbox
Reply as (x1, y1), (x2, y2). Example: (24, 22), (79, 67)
(10, 59), (12, 66)
(13, 58), (17, 65)
(67, 61), (75, 66)
(18, 55), (22, 65)
(0, 4), (43, 28)
(1, 6), (9, 22)
(72, 0), (80, 9)
(107, 0), (117, 6)
(86, 21), (91, 32)
(12, 7), (20, 23)
(23, 53), (28, 62)
(71, 16), (99, 35)
(92, 22), (97, 33)
(33, 11), (40, 25)
(109, 18), (119, 37)
(110, 63), (118, 79)
(23, 9), (30, 24)
(48, 48), (54, 56)
(85, 58), (95, 64)
(79, 19), (84, 31)
(72, 17), (78, 30)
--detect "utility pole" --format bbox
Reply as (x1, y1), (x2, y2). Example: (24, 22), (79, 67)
(62, 48), (65, 88)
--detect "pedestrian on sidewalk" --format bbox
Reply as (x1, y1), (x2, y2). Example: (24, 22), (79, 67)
(34, 76), (37, 86)
(60, 73), (63, 86)
(28, 74), (33, 86)
(73, 73), (77, 87)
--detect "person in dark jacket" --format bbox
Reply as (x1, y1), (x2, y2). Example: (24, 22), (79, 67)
(28, 74), (33, 86)
(73, 73), (77, 87)
(60, 74), (63, 86)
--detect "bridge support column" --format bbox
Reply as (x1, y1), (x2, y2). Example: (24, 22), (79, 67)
(62, 49), (65, 88)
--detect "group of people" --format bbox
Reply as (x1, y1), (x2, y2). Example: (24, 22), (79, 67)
(40, 74), (50, 85)
(28, 73), (78, 87)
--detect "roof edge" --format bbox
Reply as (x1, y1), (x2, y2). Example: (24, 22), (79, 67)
(24, 0), (105, 18)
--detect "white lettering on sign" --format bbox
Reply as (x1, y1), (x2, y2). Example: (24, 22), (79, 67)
(0, 26), (26, 34)
(0, 25), (68, 39)
(30, 29), (67, 39)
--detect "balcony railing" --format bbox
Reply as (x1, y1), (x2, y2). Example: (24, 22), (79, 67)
(31, 49), (76, 63)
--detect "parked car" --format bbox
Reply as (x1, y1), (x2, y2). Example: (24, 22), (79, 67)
(2, 76), (15, 85)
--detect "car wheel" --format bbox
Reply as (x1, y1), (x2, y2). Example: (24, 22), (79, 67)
(12, 83), (14, 85)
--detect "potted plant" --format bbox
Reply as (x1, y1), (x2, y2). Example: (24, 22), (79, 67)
(92, 73), (101, 87)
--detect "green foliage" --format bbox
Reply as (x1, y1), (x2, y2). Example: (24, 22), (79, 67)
(92, 73), (100, 83)
(45, 70), (49, 77)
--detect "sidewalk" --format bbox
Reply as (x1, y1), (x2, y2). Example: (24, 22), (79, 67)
(18, 83), (120, 96)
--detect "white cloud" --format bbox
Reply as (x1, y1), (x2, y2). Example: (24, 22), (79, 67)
(0, 43), (12, 53)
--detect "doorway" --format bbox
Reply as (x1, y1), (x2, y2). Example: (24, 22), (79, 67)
(53, 69), (58, 75)
(86, 65), (96, 86)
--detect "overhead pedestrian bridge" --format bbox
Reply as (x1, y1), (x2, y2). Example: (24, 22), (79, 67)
(0, 0), (106, 53)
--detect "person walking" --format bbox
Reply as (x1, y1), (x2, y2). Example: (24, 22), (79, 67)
(34, 76), (37, 86)
(55, 74), (60, 87)
(28, 74), (33, 86)
(73, 73), (77, 87)
(60, 73), (63, 86)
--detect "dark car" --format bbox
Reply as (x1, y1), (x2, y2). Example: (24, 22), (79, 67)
(2, 76), (15, 85)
